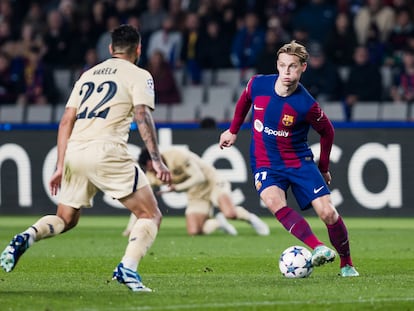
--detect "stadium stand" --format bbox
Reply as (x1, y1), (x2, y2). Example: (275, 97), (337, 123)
(352, 102), (381, 121)
(26, 105), (53, 124)
(152, 104), (171, 123)
(53, 104), (66, 123)
(0, 105), (25, 123)
(53, 69), (73, 104)
(379, 102), (409, 121)
(321, 102), (346, 122)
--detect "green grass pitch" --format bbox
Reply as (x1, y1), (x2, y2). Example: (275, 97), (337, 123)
(0, 216), (413, 311)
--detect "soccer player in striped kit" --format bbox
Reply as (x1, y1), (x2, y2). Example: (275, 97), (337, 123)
(219, 40), (359, 277)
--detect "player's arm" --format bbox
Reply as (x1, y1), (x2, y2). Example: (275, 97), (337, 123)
(49, 107), (77, 195)
(219, 78), (254, 149)
(173, 160), (206, 192)
(306, 103), (334, 184)
(135, 104), (171, 184)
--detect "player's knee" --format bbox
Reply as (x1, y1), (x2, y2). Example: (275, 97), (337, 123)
(221, 210), (237, 219)
(187, 227), (202, 236)
(319, 208), (338, 225)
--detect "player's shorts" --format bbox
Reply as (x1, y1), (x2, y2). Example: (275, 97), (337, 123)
(185, 177), (231, 216)
(253, 162), (330, 210)
(59, 141), (149, 208)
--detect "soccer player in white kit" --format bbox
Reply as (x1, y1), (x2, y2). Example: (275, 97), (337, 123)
(0, 25), (171, 292)
(123, 147), (270, 237)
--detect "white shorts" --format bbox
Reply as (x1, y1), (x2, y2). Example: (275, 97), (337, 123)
(185, 177), (231, 216)
(59, 141), (149, 208)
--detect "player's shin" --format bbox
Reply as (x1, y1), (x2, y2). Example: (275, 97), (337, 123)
(235, 206), (252, 221)
(202, 218), (220, 234)
(327, 216), (353, 267)
(25, 215), (65, 244)
(123, 213), (138, 236)
(275, 206), (323, 249)
(121, 218), (158, 271)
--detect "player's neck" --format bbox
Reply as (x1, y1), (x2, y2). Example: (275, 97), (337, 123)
(274, 80), (297, 97)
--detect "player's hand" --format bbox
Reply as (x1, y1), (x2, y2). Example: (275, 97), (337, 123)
(321, 171), (332, 185)
(219, 129), (237, 149)
(152, 160), (171, 185)
(156, 185), (176, 195)
(49, 168), (63, 196)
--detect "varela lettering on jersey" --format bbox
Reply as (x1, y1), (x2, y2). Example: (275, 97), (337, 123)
(93, 67), (117, 75)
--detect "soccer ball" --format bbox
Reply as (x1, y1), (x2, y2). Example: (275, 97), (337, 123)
(279, 245), (313, 278)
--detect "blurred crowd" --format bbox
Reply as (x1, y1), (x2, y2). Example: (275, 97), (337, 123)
(0, 0), (414, 121)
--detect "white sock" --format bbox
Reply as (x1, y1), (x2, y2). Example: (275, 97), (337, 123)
(124, 213), (138, 235)
(24, 215), (65, 245)
(121, 218), (158, 271)
(202, 218), (220, 234)
(235, 206), (252, 221)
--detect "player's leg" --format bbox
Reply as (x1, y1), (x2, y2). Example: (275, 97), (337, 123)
(260, 184), (335, 265)
(122, 213), (138, 237)
(212, 179), (269, 235)
(186, 213), (209, 235)
(185, 198), (236, 235)
(113, 184), (161, 292)
(0, 204), (79, 272)
(217, 193), (270, 235)
(312, 195), (359, 276)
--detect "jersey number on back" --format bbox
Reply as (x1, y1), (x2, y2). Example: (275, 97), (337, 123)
(77, 81), (117, 119)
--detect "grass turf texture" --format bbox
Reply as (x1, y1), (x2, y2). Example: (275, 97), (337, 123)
(0, 216), (413, 311)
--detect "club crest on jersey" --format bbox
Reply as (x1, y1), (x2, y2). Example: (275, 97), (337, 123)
(255, 180), (262, 191)
(146, 78), (155, 95)
(146, 78), (154, 90)
(282, 114), (294, 126)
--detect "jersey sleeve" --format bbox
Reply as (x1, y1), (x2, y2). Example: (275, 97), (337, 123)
(132, 70), (155, 110)
(65, 80), (81, 109)
(306, 103), (334, 173)
(173, 156), (206, 192)
(229, 77), (255, 134)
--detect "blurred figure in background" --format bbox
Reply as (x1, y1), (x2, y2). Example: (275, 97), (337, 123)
(343, 45), (382, 120)
(146, 14), (182, 69)
(301, 42), (343, 102)
(354, 0), (395, 45)
(96, 15), (120, 62)
(16, 45), (58, 106)
(146, 49), (181, 104)
(180, 12), (202, 85)
(390, 47), (414, 103)
(0, 51), (20, 105)
(292, 0), (337, 44)
(255, 27), (284, 75)
(123, 147), (270, 237)
(42, 9), (71, 69)
(198, 18), (232, 71)
(324, 12), (358, 67)
(79, 47), (99, 77)
(230, 12), (265, 70)
(386, 7), (414, 67)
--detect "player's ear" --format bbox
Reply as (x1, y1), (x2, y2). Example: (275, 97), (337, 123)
(301, 62), (307, 72)
(109, 44), (113, 55)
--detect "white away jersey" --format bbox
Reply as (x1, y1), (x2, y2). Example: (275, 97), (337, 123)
(66, 57), (155, 144)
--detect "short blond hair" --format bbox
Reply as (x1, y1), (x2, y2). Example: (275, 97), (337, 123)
(277, 40), (309, 64)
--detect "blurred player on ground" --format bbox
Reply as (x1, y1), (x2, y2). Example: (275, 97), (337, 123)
(219, 40), (359, 277)
(0, 25), (171, 292)
(123, 147), (270, 237)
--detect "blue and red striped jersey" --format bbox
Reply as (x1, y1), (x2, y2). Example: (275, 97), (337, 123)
(229, 74), (334, 173)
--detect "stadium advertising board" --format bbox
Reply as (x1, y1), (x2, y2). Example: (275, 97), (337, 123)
(0, 127), (413, 216)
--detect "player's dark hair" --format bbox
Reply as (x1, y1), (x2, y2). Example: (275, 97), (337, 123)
(138, 147), (151, 171)
(111, 24), (141, 55)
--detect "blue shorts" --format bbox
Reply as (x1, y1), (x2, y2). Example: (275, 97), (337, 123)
(253, 162), (330, 210)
